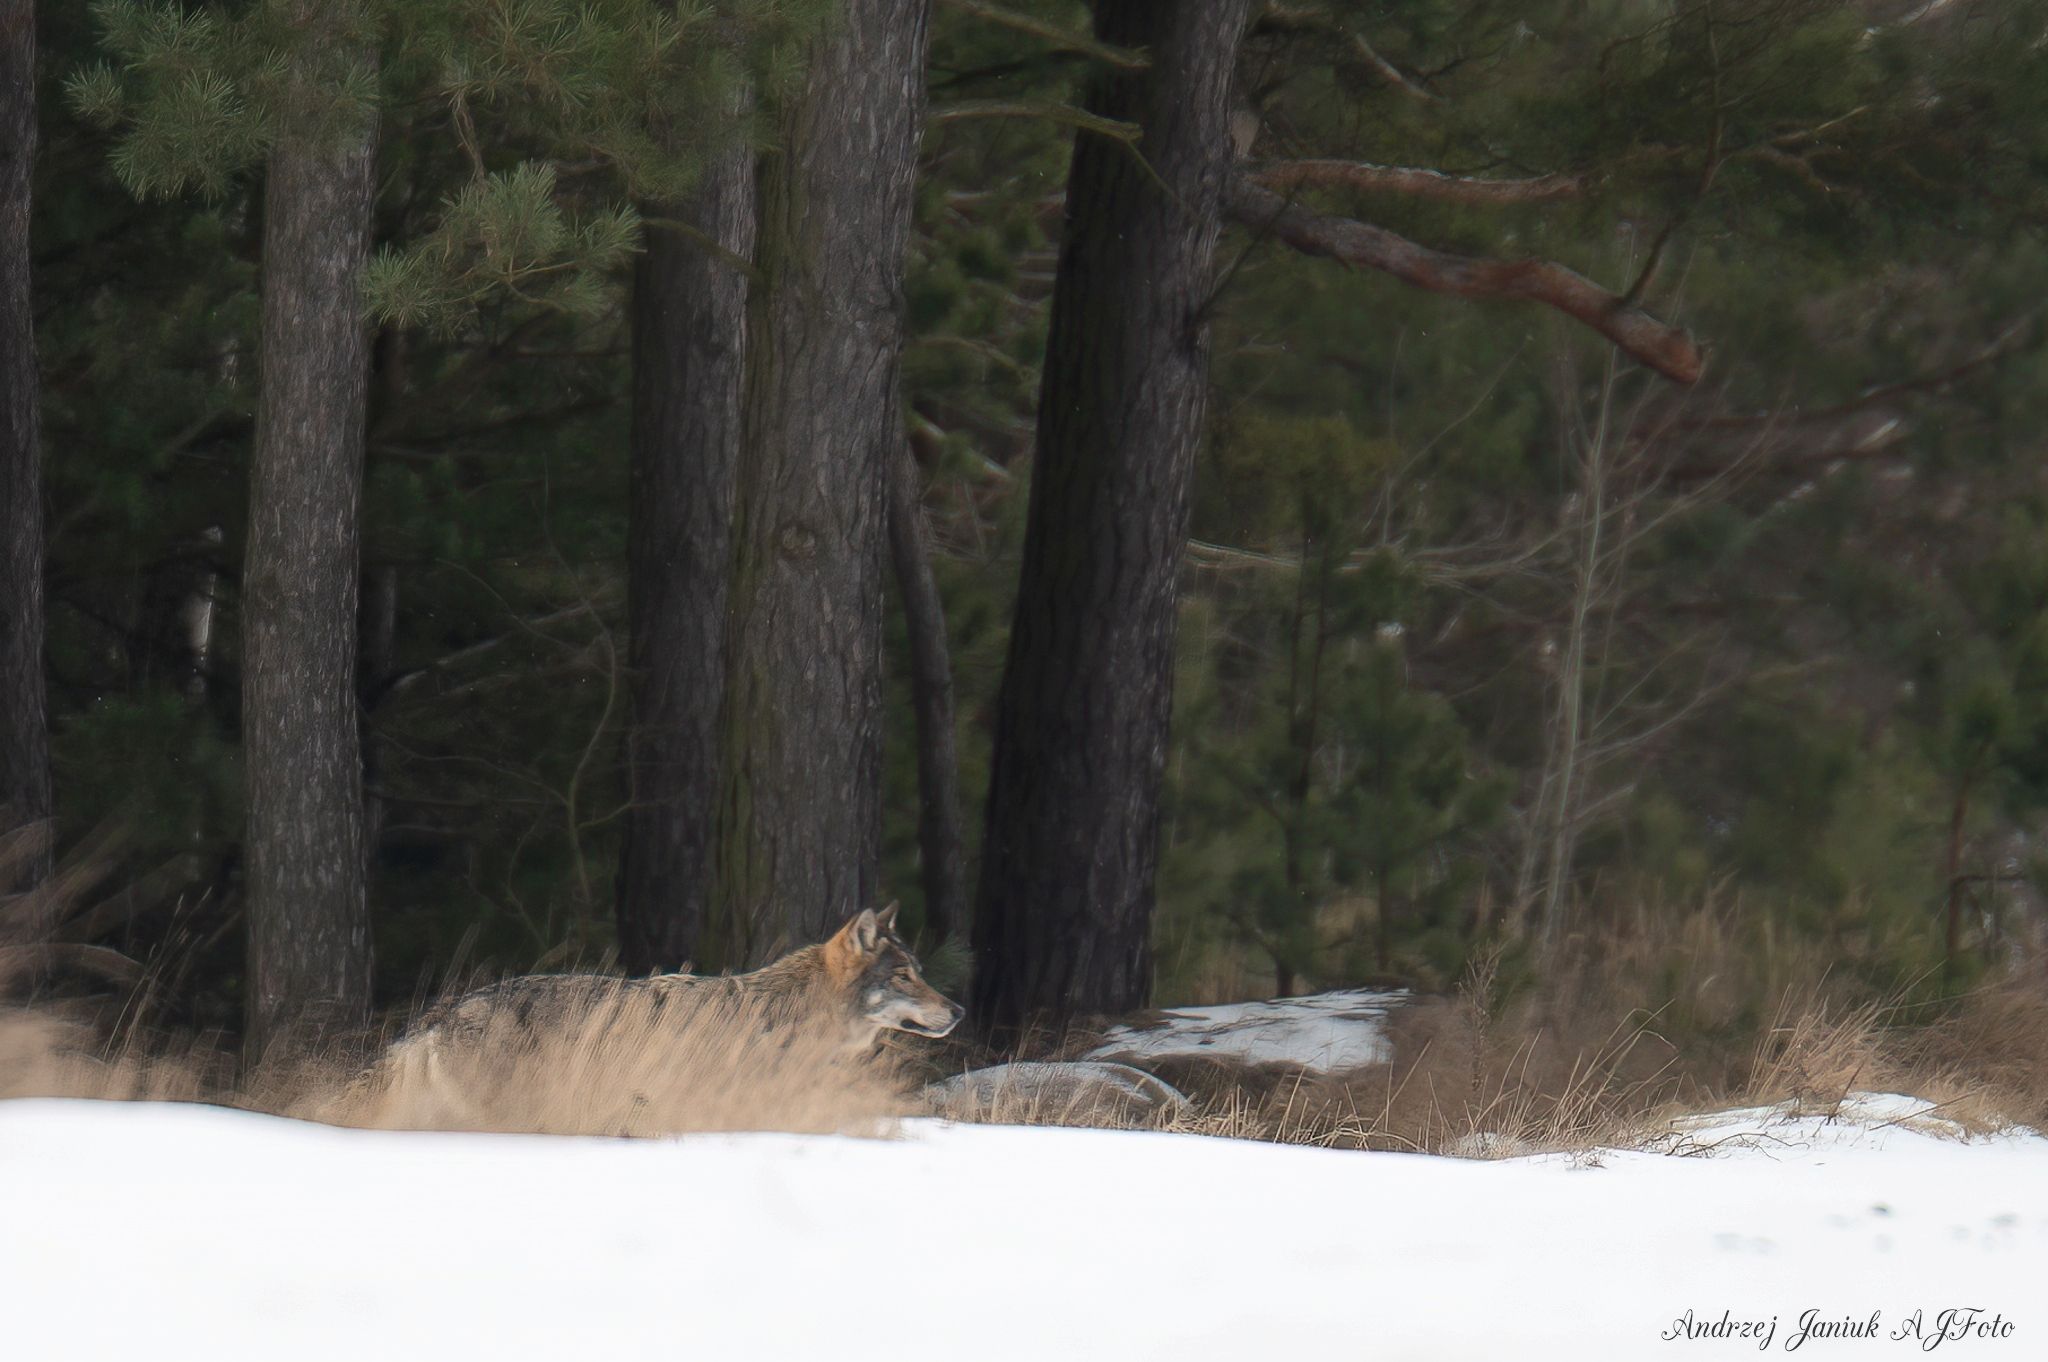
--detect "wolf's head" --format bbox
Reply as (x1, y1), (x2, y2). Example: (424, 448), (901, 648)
(822, 903), (964, 1040)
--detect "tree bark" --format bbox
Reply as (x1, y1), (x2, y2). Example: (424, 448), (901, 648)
(971, 0), (1251, 1036)
(242, 13), (377, 1055)
(708, 0), (930, 969)
(0, 0), (49, 891)
(617, 141), (755, 974)
(887, 441), (964, 946)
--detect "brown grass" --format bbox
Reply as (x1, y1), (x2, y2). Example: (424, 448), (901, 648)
(303, 987), (912, 1137)
(1, 986), (913, 1140)
(936, 901), (2048, 1158)
(7, 864), (2048, 1157)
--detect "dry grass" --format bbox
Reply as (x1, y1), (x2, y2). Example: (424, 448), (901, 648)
(304, 986), (911, 1137)
(3, 819), (914, 1138)
(8, 851), (2048, 1157)
(1, 985), (913, 1140)
(937, 902), (2048, 1158)
(0, 1006), (220, 1105)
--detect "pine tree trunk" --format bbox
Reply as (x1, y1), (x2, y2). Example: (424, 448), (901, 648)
(242, 18), (377, 1054)
(617, 141), (754, 974)
(971, 0), (1250, 1035)
(0, 0), (49, 891)
(887, 441), (964, 946)
(708, 0), (929, 969)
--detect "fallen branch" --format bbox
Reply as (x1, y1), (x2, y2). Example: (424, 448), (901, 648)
(1229, 181), (1704, 384)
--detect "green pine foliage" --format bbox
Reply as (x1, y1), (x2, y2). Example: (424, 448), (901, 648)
(33, 0), (2048, 1023)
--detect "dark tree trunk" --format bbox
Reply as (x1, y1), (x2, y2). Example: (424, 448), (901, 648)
(358, 558), (397, 881)
(887, 441), (964, 946)
(708, 0), (930, 969)
(617, 139), (755, 974)
(0, 0), (49, 891)
(242, 16), (377, 1055)
(971, 0), (1250, 1036)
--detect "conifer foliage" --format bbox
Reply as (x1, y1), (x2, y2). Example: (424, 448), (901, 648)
(11, 0), (2048, 1047)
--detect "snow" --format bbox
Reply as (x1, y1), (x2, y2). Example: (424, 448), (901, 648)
(2, 1094), (2044, 1361)
(1086, 987), (1406, 1073)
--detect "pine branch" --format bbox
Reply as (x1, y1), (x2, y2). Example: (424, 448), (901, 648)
(1249, 160), (1584, 206)
(931, 98), (1142, 145)
(1229, 181), (1704, 384)
(936, 0), (1148, 70)
(1254, 3), (1438, 102)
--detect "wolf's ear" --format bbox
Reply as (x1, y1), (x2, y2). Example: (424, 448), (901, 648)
(876, 901), (900, 934)
(834, 907), (881, 958)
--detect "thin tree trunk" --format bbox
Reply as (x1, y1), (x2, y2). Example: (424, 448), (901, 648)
(709, 0), (930, 969)
(1537, 350), (1617, 947)
(971, 0), (1252, 1036)
(887, 440), (964, 946)
(1944, 770), (1972, 969)
(242, 14), (377, 1055)
(617, 139), (754, 974)
(0, 0), (49, 891)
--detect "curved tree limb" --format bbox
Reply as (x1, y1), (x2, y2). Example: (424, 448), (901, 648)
(1229, 180), (1704, 384)
(1250, 159), (1583, 205)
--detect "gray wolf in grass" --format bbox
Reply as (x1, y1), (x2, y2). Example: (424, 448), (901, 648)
(362, 905), (961, 1122)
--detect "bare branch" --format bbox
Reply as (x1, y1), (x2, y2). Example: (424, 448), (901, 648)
(1250, 160), (1583, 205)
(1229, 181), (1705, 384)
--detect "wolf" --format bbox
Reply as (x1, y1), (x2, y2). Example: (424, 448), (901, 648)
(354, 904), (961, 1125)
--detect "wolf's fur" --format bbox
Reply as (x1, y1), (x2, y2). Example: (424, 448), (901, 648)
(349, 905), (959, 1128)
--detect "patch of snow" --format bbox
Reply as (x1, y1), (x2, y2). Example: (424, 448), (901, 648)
(925, 1060), (1188, 1114)
(1086, 988), (1406, 1074)
(1454, 1093), (2025, 1166)
(1636, 1091), (2032, 1159)
(3, 1096), (2046, 1361)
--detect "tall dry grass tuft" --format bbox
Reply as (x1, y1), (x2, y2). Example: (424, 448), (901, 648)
(0, 1007), (221, 1104)
(1897, 970), (2048, 1131)
(1743, 991), (1895, 1112)
(301, 983), (914, 1138)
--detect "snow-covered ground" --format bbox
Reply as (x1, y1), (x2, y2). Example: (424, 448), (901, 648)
(3, 1094), (2043, 1361)
(1087, 987), (1407, 1072)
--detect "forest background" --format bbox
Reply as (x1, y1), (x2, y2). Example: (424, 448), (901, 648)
(6, 0), (2048, 1059)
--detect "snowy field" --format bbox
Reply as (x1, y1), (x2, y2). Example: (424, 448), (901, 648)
(3, 1093), (2044, 1361)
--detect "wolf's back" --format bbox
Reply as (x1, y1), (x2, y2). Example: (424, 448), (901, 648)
(405, 973), (653, 1048)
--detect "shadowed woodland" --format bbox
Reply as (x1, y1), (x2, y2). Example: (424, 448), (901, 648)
(6, 0), (2048, 1076)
